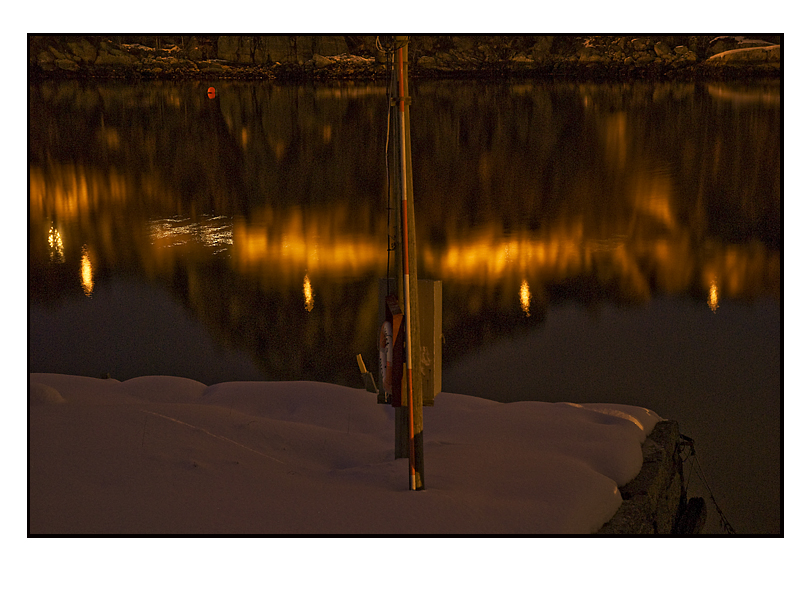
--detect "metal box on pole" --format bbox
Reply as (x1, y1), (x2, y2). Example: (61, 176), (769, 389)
(417, 279), (442, 406)
(379, 277), (441, 407)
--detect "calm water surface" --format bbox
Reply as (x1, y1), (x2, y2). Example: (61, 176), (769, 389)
(29, 78), (781, 534)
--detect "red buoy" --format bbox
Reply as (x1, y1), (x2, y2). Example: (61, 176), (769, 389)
(207, 87), (216, 99)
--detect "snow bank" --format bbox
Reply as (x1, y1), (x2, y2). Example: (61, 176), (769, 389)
(29, 373), (661, 534)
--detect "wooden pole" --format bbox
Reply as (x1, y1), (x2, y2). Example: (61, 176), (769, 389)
(397, 45), (417, 491)
(395, 37), (424, 490)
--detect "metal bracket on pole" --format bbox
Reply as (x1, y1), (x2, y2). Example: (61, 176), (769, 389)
(389, 96), (412, 106)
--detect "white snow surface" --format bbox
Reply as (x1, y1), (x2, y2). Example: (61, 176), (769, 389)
(29, 373), (662, 534)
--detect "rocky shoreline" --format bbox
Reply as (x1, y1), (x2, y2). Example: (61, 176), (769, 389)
(30, 35), (781, 82)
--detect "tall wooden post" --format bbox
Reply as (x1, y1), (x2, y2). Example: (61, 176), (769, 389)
(390, 36), (424, 490)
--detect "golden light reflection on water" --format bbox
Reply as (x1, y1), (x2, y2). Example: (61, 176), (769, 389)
(303, 273), (314, 312)
(48, 225), (64, 263)
(227, 210), (778, 308)
(232, 215), (384, 279)
(520, 279), (531, 317)
(29, 162), (779, 310)
(29, 165), (130, 223)
(80, 245), (94, 297)
(148, 215), (233, 253)
(708, 279), (719, 312)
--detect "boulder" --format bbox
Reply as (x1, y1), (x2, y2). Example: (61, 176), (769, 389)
(631, 38), (648, 51)
(311, 53), (333, 69)
(48, 46), (67, 60)
(706, 44), (780, 63)
(452, 36), (478, 52)
(511, 54), (534, 66)
(261, 36), (295, 63)
(37, 50), (54, 65)
(95, 51), (137, 66)
(198, 61), (225, 71)
(55, 58), (79, 71)
(417, 55), (438, 69)
(67, 38), (97, 63)
(313, 36), (349, 57)
(185, 37), (204, 61)
(654, 41), (672, 58)
(577, 44), (597, 62)
(298, 35), (344, 63)
(707, 36), (773, 56)
(217, 35), (241, 62)
(673, 49), (698, 65)
(531, 36), (554, 61)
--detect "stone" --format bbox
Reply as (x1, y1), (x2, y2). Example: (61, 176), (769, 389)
(631, 38), (648, 51)
(435, 51), (453, 65)
(67, 39), (97, 63)
(655, 465), (683, 533)
(706, 45), (780, 63)
(531, 36), (554, 61)
(311, 53), (332, 69)
(451, 35), (478, 52)
(416, 55), (438, 69)
(654, 41), (672, 58)
(707, 35), (773, 57)
(510, 54), (533, 65)
(198, 61), (224, 71)
(55, 58), (79, 71)
(674, 50), (698, 64)
(217, 35), (240, 62)
(707, 36), (743, 56)
(577, 45), (597, 62)
(312, 35), (349, 57)
(95, 51), (136, 66)
(477, 45), (498, 61)
(598, 420), (685, 534)
(737, 38), (775, 50)
(674, 45), (689, 55)
(187, 46), (203, 61)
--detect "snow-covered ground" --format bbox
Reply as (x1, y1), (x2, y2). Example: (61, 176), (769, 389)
(30, 372), (662, 535)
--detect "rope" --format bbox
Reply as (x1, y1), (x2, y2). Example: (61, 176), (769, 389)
(376, 35), (409, 54)
(678, 433), (737, 534)
(379, 36), (403, 296)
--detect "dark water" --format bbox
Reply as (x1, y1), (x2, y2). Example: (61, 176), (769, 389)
(29, 78), (781, 534)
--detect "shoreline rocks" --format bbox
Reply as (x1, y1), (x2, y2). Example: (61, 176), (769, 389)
(29, 35), (781, 82)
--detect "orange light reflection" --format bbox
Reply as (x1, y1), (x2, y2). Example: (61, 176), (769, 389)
(81, 245), (94, 297)
(520, 279), (531, 317)
(303, 273), (314, 312)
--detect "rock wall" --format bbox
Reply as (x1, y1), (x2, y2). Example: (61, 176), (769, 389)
(29, 35), (781, 80)
(598, 420), (707, 534)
